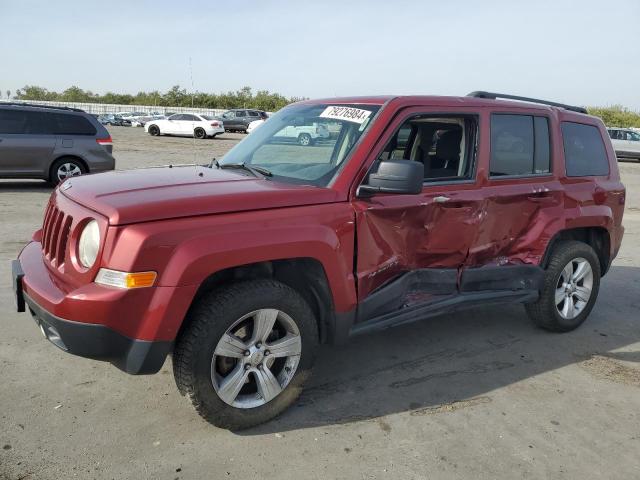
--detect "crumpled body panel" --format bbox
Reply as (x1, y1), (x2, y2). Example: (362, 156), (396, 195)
(353, 177), (624, 302)
(353, 187), (485, 300)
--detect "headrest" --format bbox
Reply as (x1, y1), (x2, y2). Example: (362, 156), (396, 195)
(436, 129), (462, 160)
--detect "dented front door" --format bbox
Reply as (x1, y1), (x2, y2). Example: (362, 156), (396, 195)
(353, 182), (484, 301)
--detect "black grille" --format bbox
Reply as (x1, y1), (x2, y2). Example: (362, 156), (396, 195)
(41, 202), (72, 267)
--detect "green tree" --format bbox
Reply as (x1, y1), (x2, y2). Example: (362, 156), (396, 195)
(587, 105), (640, 128)
(14, 84), (305, 111)
(15, 85), (57, 101)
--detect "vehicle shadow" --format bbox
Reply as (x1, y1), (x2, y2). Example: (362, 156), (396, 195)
(240, 265), (640, 435)
(0, 181), (53, 192)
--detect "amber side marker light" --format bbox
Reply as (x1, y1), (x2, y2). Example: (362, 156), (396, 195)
(95, 269), (157, 289)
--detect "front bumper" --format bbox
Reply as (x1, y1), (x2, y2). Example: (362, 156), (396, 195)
(12, 256), (173, 375)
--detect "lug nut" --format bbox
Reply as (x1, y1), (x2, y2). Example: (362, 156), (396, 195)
(265, 350), (270, 356)
(256, 342), (262, 348)
(245, 364), (251, 371)
(244, 350), (250, 357)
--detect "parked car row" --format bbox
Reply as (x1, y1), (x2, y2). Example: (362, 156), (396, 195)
(97, 114), (131, 127)
(142, 109), (269, 139)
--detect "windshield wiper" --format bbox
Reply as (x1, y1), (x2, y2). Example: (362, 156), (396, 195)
(216, 161), (272, 178)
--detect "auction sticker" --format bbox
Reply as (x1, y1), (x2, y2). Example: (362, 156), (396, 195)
(319, 106), (372, 124)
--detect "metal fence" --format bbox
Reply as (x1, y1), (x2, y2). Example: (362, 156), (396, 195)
(0, 99), (229, 117)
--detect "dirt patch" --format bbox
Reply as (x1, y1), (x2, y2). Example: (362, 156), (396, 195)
(580, 354), (640, 387)
(410, 396), (492, 416)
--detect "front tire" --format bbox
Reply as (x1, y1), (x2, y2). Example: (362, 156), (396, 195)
(525, 241), (601, 332)
(298, 133), (313, 146)
(173, 280), (319, 430)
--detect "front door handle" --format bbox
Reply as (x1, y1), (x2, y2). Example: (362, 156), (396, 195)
(433, 196), (450, 203)
(527, 192), (555, 203)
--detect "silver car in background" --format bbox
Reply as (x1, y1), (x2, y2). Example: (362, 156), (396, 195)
(607, 127), (640, 161)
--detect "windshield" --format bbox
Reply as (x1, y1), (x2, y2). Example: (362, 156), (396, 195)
(219, 103), (380, 186)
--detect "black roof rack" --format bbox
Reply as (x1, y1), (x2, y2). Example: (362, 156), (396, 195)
(0, 101), (85, 113)
(467, 91), (588, 114)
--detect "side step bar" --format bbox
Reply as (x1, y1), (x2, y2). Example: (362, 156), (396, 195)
(349, 289), (538, 337)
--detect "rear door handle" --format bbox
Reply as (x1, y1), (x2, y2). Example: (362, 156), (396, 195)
(433, 196), (450, 203)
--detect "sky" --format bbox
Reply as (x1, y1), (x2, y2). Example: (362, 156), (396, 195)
(1, 0), (639, 109)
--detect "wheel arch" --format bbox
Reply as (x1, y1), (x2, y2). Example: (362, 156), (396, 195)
(541, 227), (611, 276)
(176, 258), (337, 346)
(49, 154), (90, 178)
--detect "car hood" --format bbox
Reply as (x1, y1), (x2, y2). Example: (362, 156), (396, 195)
(60, 166), (342, 225)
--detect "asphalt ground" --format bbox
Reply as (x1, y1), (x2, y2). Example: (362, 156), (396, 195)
(1, 126), (639, 479)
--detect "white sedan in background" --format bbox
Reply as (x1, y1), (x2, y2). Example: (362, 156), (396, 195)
(247, 119), (265, 134)
(145, 113), (225, 139)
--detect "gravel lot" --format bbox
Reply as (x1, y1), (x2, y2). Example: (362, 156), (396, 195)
(1, 126), (639, 479)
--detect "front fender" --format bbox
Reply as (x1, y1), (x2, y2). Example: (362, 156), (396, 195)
(105, 203), (357, 313)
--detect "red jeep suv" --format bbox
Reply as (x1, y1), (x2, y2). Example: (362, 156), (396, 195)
(12, 92), (625, 429)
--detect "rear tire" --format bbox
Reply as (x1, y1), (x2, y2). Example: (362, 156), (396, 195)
(148, 124), (160, 136)
(173, 280), (319, 430)
(525, 241), (601, 332)
(194, 128), (207, 139)
(49, 157), (87, 184)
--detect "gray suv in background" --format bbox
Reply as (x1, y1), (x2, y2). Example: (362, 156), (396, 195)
(0, 103), (115, 184)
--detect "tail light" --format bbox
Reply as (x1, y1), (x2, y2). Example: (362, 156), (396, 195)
(96, 136), (113, 146)
(211, 121), (220, 127)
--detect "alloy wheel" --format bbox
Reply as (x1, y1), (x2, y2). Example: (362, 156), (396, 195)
(56, 163), (82, 181)
(555, 257), (593, 319)
(211, 308), (302, 409)
(299, 134), (311, 146)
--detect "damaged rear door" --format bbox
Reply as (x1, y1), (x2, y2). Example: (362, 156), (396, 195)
(352, 107), (484, 321)
(462, 111), (562, 292)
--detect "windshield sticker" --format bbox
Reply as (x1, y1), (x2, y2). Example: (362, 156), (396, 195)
(319, 106), (372, 124)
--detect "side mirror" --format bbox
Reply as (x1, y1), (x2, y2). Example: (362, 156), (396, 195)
(357, 160), (424, 197)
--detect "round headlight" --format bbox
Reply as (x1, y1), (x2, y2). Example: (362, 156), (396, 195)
(78, 220), (100, 268)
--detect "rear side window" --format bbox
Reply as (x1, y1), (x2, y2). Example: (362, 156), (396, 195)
(490, 114), (550, 176)
(561, 122), (609, 177)
(0, 109), (57, 134)
(0, 109), (28, 134)
(53, 113), (96, 135)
